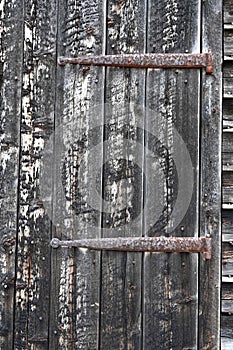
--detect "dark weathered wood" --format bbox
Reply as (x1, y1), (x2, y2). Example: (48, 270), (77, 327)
(222, 9), (233, 344)
(49, 0), (105, 348)
(224, 77), (233, 98)
(99, 0), (146, 349)
(223, 210), (233, 235)
(223, 99), (233, 121)
(223, 171), (233, 205)
(222, 282), (233, 299)
(224, 0), (233, 25)
(0, 1), (24, 348)
(143, 0), (200, 349)
(221, 315), (233, 350)
(199, 0), (222, 348)
(224, 30), (233, 57)
(13, 1), (57, 349)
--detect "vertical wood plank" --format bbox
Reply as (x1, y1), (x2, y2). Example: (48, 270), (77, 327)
(0, 1), (24, 348)
(199, 0), (222, 348)
(49, 0), (105, 348)
(99, 0), (146, 348)
(14, 0), (57, 349)
(143, 0), (200, 349)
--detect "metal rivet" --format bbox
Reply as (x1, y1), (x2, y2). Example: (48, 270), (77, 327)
(39, 316), (43, 321)
(184, 79), (188, 84)
(54, 330), (58, 335)
(180, 226), (184, 232)
(182, 262), (185, 267)
(86, 27), (93, 34)
(14, 76), (18, 81)
(4, 284), (8, 289)
(31, 240), (34, 244)
(42, 257), (45, 261)
(45, 74), (49, 79)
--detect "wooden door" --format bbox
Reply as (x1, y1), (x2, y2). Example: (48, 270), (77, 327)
(0, 0), (222, 349)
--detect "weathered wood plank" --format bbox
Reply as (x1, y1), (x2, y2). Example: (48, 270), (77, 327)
(221, 314), (233, 346)
(199, 0), (222, 348)
(223, 61), (233, 78)
(221, 337), (233, 350)
(223, 171), (233, 205)
(224, 0), (233, 25)
(223, 130), (233, 171)
(143, 0), (200, 349)
(0, 0), (24, 348)
(222, 283), (233, 299)
(13, 1), (57, 349)
(223, 187), (233, 204)
(49, 0), (105, 348)
(223, 99), (233, 121)
(224, 30), (233, 57)
(223, 210), (233, 235)
(99, 0), (146, 348)
(222, 300), (233, 314)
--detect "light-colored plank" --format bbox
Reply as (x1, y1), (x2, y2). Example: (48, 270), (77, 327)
(0, 0), (23, 348)
(221, 337), (233, 350)
(13, 1), (57, 349)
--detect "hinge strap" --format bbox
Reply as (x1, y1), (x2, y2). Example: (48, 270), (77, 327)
(50, 236), (212, 260)
(58, 52), (214, 74)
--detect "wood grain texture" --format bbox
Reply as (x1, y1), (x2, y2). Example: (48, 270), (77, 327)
(0, 0), (24, 348)
(199, 0), (222, 349)
(99, 0), (146, 348)
(13, 0), (57, 349)
(143, 0), (200, 349)
(49, 0), (105, 348)
(221, 1), (233, 346)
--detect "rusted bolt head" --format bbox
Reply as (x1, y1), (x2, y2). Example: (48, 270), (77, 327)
(86, 27), (93, 34)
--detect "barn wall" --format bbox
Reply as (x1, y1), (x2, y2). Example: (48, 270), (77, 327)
(222, 1), (233, 349)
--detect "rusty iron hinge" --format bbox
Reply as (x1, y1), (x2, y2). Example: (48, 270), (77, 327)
(58, 52), (214, 74)
(50, 236), (212, 260)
